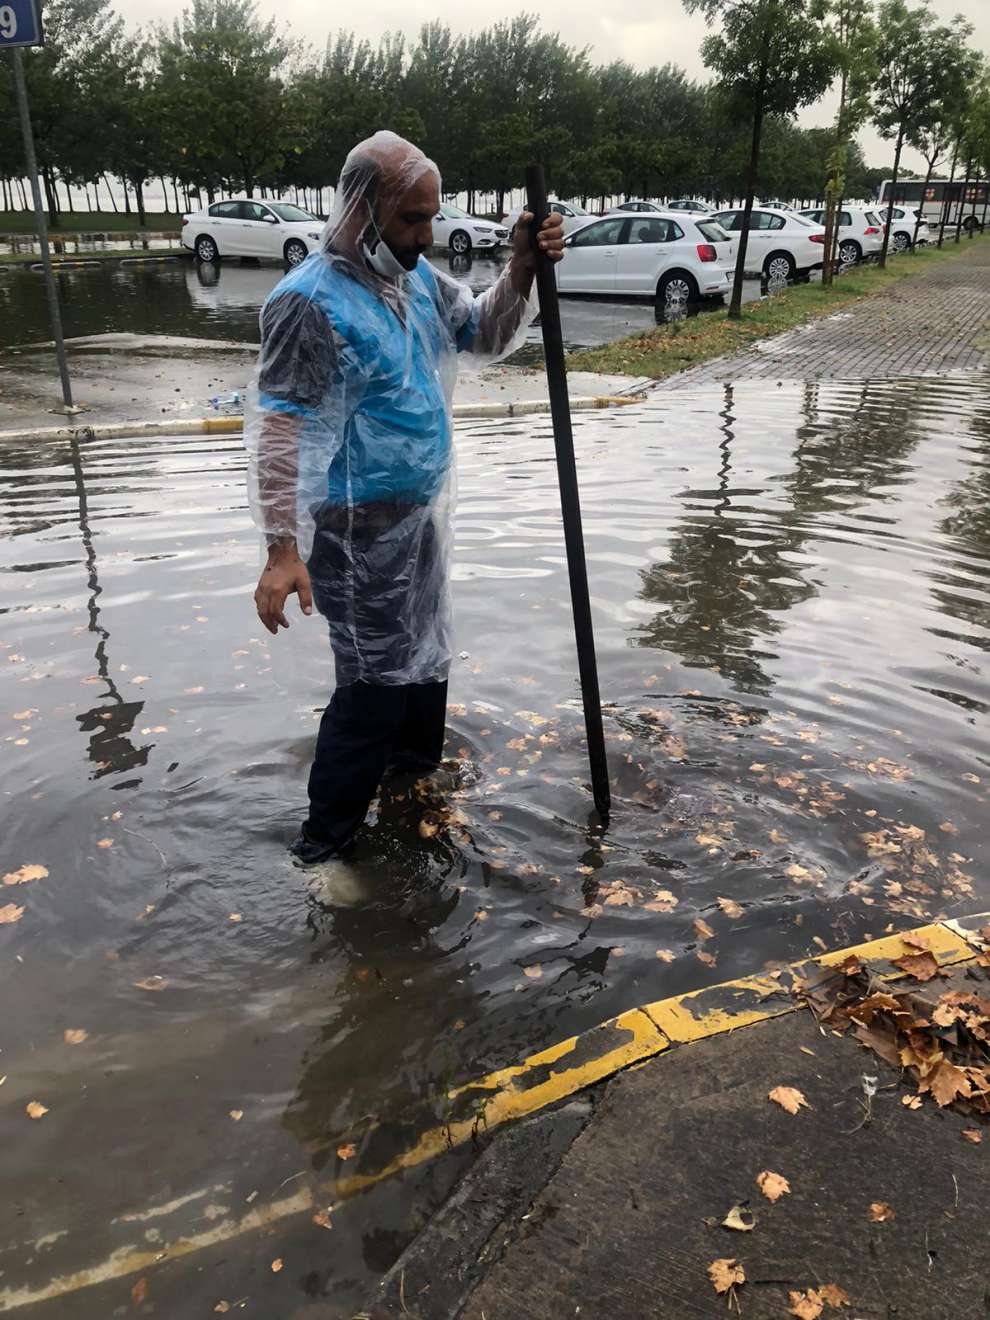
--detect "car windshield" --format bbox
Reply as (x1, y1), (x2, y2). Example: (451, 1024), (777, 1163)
(442, 204), (472, 219)
(696, 220), (731, 243)
(565, 201), (589, 215)
(267, 203), (318, 222)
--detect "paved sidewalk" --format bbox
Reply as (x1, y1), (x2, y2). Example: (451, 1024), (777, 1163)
(664, 238), (990, 389)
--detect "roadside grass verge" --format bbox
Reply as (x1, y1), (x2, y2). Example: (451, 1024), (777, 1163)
(0, 211), (181, 235)
(567, 236), (988, 380)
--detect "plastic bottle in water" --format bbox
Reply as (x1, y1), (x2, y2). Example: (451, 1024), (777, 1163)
(209, 390), (243, 414)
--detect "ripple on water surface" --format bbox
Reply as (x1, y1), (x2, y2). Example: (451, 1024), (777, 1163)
(0, 374), (987, 1311)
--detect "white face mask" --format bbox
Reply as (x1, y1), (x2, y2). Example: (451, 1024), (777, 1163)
(362, 205), (407, 279)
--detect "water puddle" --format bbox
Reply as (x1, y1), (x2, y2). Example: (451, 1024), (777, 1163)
(0, 375), (987, 1313)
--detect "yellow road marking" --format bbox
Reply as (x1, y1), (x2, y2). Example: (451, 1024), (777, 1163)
(6, 917), (986, 1309)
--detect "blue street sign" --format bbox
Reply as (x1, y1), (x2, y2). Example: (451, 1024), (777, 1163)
(0, 0), (44, 49)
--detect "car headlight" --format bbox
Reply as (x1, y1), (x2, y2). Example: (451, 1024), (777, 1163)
(472, 226), (493, 234)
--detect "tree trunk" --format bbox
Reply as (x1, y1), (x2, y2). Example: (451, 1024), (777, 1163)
(729, 74), (766, 318)
(43, 167), (60, 227)
(134, 178), (146, 227)
(913, 157), (936, 247)
(122, 178), (132, 214)
(102, 174), (119, 212)
(17, 177), (29, 209)
(938, 142), (958, 247)
(878, 124), (905, 269)
(955, 156), (973, 243)
(980, 170), (989, 231)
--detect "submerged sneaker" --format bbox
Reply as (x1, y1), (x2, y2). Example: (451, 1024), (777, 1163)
(289, 828), (346, 866)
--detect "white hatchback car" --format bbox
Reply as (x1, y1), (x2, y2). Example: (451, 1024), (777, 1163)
(711, 207), (826, 281)
(182, 199), (323, 266)
(432, 204), (507, 255)
(877, 206), (932, 250)
(799, 206), (884, 264)
(556, 212), (734, 305)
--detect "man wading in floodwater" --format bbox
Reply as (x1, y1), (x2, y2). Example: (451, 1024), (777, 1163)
(245, 131), (564, 865)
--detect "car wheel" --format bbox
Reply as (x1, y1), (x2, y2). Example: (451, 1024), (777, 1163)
(195, 234), (219, 263)
(449, 230), (472, 256)
(656, 270), (699, 309)
(764, 251), (795, 283)
(284, 239), (308, 267)
(838, 239), (861, 266)
(963, 215), (979, 233)
(891, 231), (911, 253)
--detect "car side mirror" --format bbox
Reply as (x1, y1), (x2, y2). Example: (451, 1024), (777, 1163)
(264, 215), (278, 223)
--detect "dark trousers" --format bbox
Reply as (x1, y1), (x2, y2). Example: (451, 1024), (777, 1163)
(304, 679), (448, 848)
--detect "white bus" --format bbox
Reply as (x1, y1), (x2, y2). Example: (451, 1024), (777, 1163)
(879, 178), (987, 232)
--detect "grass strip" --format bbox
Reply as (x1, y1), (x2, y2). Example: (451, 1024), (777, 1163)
(567, 236), (988, 380)
(0, 210), (181, 235)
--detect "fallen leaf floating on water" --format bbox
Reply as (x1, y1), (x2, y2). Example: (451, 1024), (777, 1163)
(655, 949), (675, 962)
(312, 1208), (333, 1230)
(417, 817), (439, 839)
(213, 1305), (230, 1315)
(523, 965), (543, 979)
(3, 863), (48, 886)
(96, 838), (113, 849)
(923, 1060), (973, 1108)
(962, 1129), (982, 1143)
(901, 1094), (922, 1110)
(11, 709), (35, 720)
(717, 896), (744, 919)
(63, 1029), (88, 1045)
(708, 1258), (745, 1298)
(721, 1202), (755, 1232)
(134, 976), (168, 992)
(769, 1086), (809, 1115)
(270, 1258), (283, 1273)
(26, 1101), (48, 1119)
(228, 913), (242, 923)
(756, 1170), (790, 1202)
(0, 903), (25, 925)
(131, 1277), (148, 1305)
(336, 1143), (356, 1161)
(694, 917), (715, 943)
(229, 1110), (243, 1122)
(788, 1289), (825, 1319)
(869, 1202), (895, 1222)
(820, 1283), (852, 1308)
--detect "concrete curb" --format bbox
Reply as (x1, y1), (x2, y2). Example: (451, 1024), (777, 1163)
(0, 394), (647, 447)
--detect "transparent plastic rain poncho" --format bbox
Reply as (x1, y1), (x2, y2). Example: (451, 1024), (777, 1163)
(245, 131), (538, 686)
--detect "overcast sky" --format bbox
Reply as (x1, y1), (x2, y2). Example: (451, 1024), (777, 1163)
(119, 0), (989, 174)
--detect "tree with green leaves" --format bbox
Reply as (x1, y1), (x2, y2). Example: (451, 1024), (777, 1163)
(872, 2), (972, 266)
(683, 0), (838, 318)
(907, 37), (980, 247)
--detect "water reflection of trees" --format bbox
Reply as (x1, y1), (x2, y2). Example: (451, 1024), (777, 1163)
(634, 380), (929, 693)
(930, 394), (990, 648)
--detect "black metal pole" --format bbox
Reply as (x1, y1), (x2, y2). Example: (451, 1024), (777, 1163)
(524, 164), (610, 822)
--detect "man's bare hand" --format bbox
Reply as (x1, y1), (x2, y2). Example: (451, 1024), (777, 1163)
(255, 543), (313, 634)
(512, 210), (566, 268)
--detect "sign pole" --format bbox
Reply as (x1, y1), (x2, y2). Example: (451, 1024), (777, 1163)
(524, 163), (611, 823)
(11, 44), (79, 413)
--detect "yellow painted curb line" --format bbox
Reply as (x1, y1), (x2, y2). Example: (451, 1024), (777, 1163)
(2, 916), (984, 1311)
(0, 395), (646, 448)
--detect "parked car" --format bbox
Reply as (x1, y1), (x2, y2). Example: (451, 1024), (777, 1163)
(876, 206), (931, 250)
(606, 199), (667, 215)
(502, 199), (591, 236)
(798, 206), (884, 264)
(555, 211), (735, 305)
(711, 207), (826, 280)
(665, 199), (715, 213)
(432, 204), (507, 255)
(760, 199), (795, 211)
(181, 199), (323, 266)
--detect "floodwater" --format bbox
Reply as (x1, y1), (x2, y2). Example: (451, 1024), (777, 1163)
(0, 251), (757, 357)
(1, 375), (987, 1314)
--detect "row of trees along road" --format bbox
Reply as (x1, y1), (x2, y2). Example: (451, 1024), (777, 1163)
(1, 2), (989, 308)
(686, 0), (985, 316)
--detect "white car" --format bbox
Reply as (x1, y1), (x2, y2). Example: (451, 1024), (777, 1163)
(877, 206), (931, 251)
(799, 206), (884, 264)
(182, 199), (323, 266)
(432, 204), (507, 255)
(606, 199), (667, 216)
(711, 207), (826, 281)
(556, 211), (735, 305)
(666, 198), (715, 214)
(502, 199), (591, 237)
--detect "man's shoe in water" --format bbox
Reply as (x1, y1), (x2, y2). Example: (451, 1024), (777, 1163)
(289, 830), (342, 866)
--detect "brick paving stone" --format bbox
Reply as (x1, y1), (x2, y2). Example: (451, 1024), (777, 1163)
(661, 239), (990, 390)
